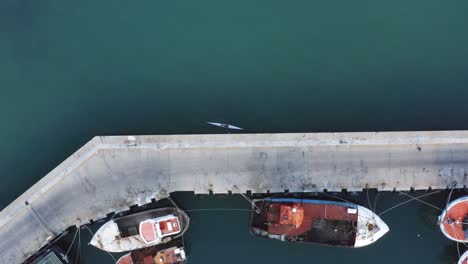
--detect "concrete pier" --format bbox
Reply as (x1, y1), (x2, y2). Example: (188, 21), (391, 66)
(2, 131), (468, 263)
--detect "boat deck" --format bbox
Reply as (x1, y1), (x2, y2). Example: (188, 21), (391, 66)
(115, 208), (182, 238)
(130, 238), (184, 264)
(441, 200), (468, 241)
(252, 199), (358, 246)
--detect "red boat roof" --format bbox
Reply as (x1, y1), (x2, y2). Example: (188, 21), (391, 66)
(140, 221), (158, 243)
(441, 199), (468, 241)
(267, 202), (358, 236)
(116, 254), (133, 264)
(159, 218), (181, 236)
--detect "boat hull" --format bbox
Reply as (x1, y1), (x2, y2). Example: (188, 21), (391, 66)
(90, 207), (190, 253)
(250, 198), (389, 248)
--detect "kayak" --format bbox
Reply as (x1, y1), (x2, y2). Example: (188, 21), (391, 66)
(206, 122), (243, 130)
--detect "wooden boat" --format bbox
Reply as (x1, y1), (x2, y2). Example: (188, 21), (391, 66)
(206, 122), (243, 130)
(250, 198), (389, 247)
(459, 250), (468, 264)
(90, 207), (190, 253)
(116, 238), (187, 264)
(439, 196), (468, 242)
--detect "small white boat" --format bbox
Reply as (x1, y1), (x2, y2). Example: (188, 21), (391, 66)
(90, 207), (189, 253)
(459, 250), (468, 264)
(206, 122), (243, 130)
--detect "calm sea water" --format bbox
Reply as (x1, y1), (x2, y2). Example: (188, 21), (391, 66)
(1, 0), (468, 263)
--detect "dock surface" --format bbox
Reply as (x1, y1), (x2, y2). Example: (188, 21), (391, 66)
(2, 131), (468, 263)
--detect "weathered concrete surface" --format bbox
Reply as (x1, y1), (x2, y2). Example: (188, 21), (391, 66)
(2, 131), (468, 263)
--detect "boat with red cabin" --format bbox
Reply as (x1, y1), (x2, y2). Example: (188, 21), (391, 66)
(439, 196), (468, 242)
(250, 198), (389, 247)
(116, 238), (187, 264)
(90, 207), (189, 252)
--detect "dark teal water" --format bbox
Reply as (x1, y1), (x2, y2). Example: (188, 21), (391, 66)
(1, 0), (468, 263)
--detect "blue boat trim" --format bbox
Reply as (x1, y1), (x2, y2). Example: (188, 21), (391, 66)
(265, 198), (357, 209)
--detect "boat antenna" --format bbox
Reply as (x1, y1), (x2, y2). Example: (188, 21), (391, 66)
(366, 185), (377, 223)
(446, 182), (457, 207)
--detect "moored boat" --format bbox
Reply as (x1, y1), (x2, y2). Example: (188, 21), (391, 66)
(439, 196), (468, 242)
(116, 238), (187, 264)
(90, 207), (190, 252)
(250, 198), (389, 247)
(459, 250), (468, 264)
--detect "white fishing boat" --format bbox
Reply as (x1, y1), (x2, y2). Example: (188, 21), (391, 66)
(90, 207), (189, 253)
(206, 122), (243, 130)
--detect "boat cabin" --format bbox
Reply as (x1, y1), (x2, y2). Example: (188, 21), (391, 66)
(139, 215), (181, 244)
(154, 247), (186, 264)
(269, 203), (304, 228)
(116, 245), (187, 264)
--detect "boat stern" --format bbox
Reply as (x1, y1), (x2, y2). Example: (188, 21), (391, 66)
(354, 206), (389, 247)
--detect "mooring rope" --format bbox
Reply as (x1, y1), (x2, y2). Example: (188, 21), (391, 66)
(75, 227), (81, 264)
(446, 185), (456, 208)
(64, 227), (79, 259)
(373, 192), (383, 214)
(366, 187), (372, 211)
(398, 191), (443, 211)
(239, 192), (259, 210)
(379, 189), (443, 216)
(167, 196), (181, 210)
